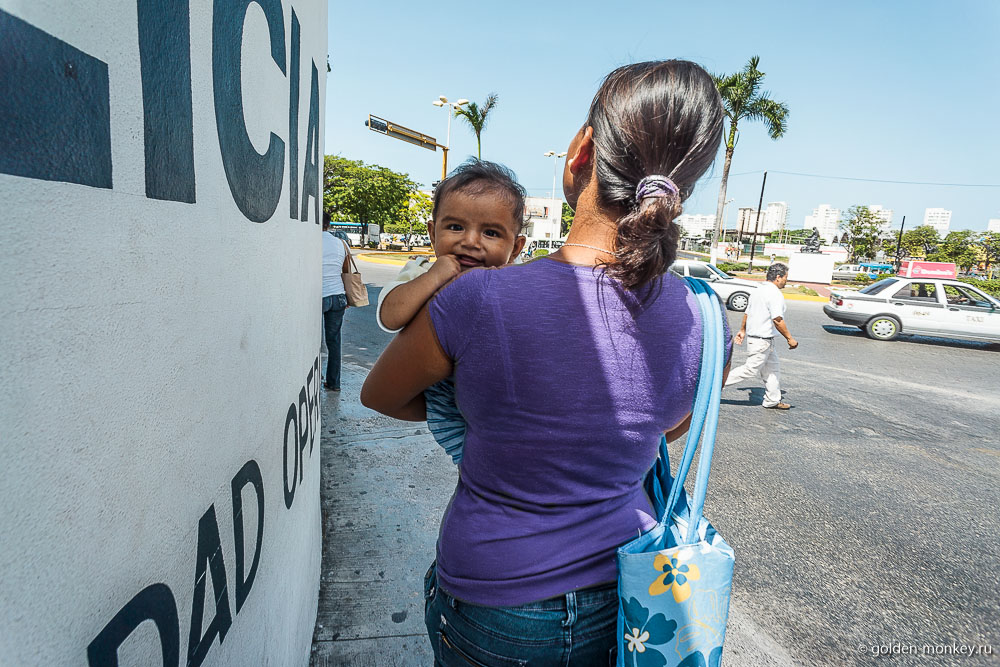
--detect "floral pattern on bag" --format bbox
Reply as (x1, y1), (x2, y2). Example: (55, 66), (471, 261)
(649, 549), (701, 603)
(622, 597), (677, 667)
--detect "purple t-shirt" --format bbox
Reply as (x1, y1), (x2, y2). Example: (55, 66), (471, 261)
(428, 257), (712, 607)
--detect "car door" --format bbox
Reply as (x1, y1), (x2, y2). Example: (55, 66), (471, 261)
(886, 281), (950, 334)
(941, 283), (1000, 340)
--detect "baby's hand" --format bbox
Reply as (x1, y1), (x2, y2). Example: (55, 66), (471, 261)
(427, 254), (462, 283)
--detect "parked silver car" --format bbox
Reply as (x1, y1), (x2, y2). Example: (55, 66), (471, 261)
(669, 260), (759, 311)
(823, 277), (1000, 342)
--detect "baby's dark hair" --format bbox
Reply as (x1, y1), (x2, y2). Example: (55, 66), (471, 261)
(586, 60), (725, 292)
(432, 159), (527, 234)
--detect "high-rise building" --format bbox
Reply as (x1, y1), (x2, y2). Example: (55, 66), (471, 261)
(923, 208), (952, 234)
(735, 203), (786, 237)
(988, 219), (1000, 233)
(804, 204), (840, 243)
(869, 205), (894, 233)
(675, 213), (715, 238)
(765, 202), (789, 235)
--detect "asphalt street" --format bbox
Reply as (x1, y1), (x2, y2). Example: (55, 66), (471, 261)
(323, 253), (999, 666)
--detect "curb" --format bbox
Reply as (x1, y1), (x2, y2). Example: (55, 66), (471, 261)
(783, 293), (828, 303)
(357, 253), (433, 266)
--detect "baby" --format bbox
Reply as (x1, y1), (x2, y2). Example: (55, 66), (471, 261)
(376, 160), (527, 463)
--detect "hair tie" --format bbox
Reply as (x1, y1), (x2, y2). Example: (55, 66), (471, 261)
(635, 175), (679, 203)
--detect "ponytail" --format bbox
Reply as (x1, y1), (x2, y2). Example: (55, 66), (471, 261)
(585, 60), (725, 294)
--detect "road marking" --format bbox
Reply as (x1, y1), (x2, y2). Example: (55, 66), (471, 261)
(784, 358), (1000, 407)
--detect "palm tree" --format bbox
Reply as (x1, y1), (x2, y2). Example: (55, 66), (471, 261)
(710, 57), (789, 263)
(453, 93), (498, 159)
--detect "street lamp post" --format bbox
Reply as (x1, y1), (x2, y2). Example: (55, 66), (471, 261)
(722, 198), (734, 252)
(432, 96), (468, 180)
(543, 151), (567, 238)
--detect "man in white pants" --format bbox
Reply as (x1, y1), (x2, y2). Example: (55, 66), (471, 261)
(725, 262), (798, 409)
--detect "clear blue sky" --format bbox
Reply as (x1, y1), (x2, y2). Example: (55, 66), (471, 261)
(325, 1), (1000, 231)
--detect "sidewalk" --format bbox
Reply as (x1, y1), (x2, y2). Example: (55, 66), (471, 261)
(310, 359), (795, 666)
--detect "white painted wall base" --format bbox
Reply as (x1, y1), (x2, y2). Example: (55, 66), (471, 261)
(788, 252), (835, 284)
(1, 1), (326, 665)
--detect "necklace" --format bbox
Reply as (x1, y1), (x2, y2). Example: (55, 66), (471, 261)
(561, 242), (614, 254)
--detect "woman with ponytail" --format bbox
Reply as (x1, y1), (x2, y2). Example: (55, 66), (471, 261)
(362, 60), (731, 664)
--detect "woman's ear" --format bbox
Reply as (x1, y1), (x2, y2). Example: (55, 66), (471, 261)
(567, 126), (594, 174)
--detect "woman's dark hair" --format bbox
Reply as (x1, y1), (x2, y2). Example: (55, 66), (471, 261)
(432, 159), (528, 234)
(586, 60), (724, 292)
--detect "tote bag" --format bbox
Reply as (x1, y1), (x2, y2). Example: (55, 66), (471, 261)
(341, 241), (369, 307)
(616, 277), (734, 667)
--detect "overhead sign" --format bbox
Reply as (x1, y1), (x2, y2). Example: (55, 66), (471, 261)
(365, 114), (438, 151)
(898, 261), (957, 279)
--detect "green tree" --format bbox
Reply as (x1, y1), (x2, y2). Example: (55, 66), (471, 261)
(979, 232), (1000, 276)
(710, 57), (789, 262)
(453, 93), (498, 159)
(323, 155), (416, 233)
(561, 202), (575, 237)
(840, 205), (883, 262)
(932, 230), (979, 271)
(899, 225), (940, 258)
(386, 191), (432, 236)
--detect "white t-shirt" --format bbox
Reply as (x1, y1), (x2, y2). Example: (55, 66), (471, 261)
(744, 281), (786, 338)
(322, 232), (347, 297)
(375, 257), (433, 333)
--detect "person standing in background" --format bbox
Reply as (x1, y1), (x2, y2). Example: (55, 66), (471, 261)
(725, 262), (797, 409)
(322, 213), (350, 391)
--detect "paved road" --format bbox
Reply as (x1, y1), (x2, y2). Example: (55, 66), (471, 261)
(315, 255), (1000, 666)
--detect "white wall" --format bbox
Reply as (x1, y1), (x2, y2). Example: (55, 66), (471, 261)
(0, 1), (326, 665)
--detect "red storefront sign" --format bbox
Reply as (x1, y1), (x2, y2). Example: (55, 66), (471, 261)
(898, 261), (957, 279)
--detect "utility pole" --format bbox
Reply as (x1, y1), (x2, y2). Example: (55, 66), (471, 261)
(894, 215), (906, 270)
(747, 171), (767, 273)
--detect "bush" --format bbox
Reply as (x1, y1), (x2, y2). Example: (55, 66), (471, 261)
(716, 262), (749, 274)
(855, 273), (872, 284)
(958, 277), (1000, 297)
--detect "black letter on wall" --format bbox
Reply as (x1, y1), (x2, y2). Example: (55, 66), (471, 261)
(87, 583), (180, 667)
(300, 61), (321, 224)
(231, 459), (265, 613)
(187, 505), (233, 667)
(212, 0), (286, 222)
(283, 403), (299, 508)
(137, 0), (196, 202)
(288, 9), (300, 219)
(298, 386), (310, 481)
(0, 10), (112, 188)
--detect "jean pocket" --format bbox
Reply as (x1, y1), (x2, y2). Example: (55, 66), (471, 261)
(436, 628), (527, 667)
(423, 561), (437, 603)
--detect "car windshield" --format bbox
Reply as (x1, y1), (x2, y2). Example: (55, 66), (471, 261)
(859, 278), (898, 295)
(706, 264), (730, 279)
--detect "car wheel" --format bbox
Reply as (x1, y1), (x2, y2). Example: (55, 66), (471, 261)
(727, 292), (750, 312)
(866, 315), (901, 341)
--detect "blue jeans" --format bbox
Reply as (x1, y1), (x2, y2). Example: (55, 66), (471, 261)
(424, 562), (617, 666)
(322, 294), (347, 388)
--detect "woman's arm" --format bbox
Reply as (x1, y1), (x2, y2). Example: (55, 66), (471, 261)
(360, 305), (453, 420)
(663, 359), (731, 442)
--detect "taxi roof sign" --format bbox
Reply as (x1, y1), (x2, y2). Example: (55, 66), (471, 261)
(898, 260), (957, 279)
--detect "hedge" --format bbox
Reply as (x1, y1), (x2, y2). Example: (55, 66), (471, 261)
(957, 277), (1000, 297)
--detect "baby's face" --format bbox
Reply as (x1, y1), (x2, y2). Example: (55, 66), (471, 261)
(429, 190), (525, 269)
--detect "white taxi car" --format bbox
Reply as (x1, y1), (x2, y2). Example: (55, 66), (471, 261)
(823, 276), (1000, 342)
(669, 260), (759, 311)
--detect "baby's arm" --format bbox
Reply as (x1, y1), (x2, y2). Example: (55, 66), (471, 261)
(380, 255), (461, 331)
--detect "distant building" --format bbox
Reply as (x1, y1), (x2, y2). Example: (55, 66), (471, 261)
(522, 197), (562, 241)
(804, 204), (840, 243)
(735, 204), (785, 237)
(675, 213), (716, 238)
(923, 208), (952, 234)
(869, 205), (894, 233)
(988, 219), (1000, 233)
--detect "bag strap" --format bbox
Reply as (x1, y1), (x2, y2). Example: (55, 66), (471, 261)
(342, 240), (361, 274)
(660, 277), (725, 543)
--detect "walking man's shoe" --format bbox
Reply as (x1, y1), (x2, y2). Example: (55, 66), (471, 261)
(764, 402), (791, 410)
